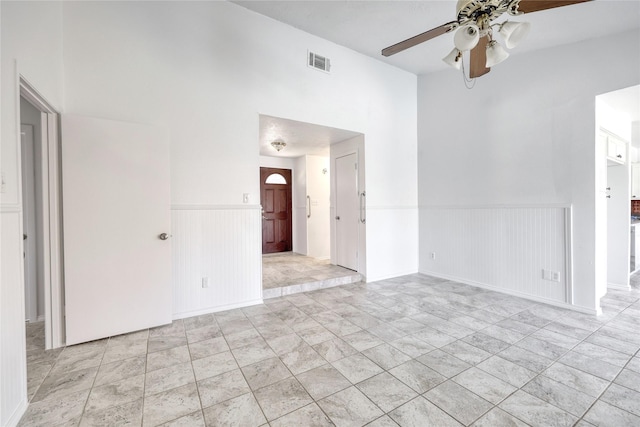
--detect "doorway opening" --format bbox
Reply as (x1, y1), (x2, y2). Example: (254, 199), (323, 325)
(258, 114), (366, 298)
(19, 78), (65, 399)
(260, 167), (293, 254)
(19, 78), (65, 350)
(595, 85), (640, 305)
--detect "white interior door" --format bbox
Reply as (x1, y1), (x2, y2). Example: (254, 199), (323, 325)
(21, 125), (38, 322)
(335, 153), (358, 270)
(62, 115), (171, 345)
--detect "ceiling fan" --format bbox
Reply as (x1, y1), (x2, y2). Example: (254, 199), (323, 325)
(382, 0), (592, 78)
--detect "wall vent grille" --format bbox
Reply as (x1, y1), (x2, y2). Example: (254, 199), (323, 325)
(308, 51), (331, 73)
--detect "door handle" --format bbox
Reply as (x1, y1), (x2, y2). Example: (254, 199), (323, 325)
(335, 216), (340, 220)
(307, 195), (311, 219)
(359, 191), (366, 224)
(159, 233), (171, 240)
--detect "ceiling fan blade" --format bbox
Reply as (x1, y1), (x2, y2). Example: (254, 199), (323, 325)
(515, 0), (592, 14)
(382, 21), (457, 57)
(469, 36), (490, 78)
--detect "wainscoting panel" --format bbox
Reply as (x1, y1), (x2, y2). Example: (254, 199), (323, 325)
(1, 209), (28, 426)
(420, 206), (571, 304)
(171, 206), (263, 318)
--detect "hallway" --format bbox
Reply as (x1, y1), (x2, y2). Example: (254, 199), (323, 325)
(262, 252), (362, 299)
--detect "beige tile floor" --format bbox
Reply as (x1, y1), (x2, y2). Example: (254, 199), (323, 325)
(262, 252), (358, 290)
(20, 274), (640, 426)
(262, 252), (362, 298)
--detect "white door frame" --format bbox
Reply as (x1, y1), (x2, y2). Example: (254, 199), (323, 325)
(19, 76), (65, 349)
(21, 124), (38, 323)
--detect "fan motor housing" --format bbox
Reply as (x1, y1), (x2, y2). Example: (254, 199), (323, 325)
(456, 0), (513, 24)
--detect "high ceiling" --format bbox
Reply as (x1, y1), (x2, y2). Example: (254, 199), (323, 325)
(245, 1), (640, 157)
(232, 0), (640, 75)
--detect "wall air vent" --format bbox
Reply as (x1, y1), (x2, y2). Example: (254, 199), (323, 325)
(308, 51), (331, 73)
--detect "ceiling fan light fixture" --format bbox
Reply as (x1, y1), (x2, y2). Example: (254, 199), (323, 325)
(485, 40), (509, 67)
(454, 25), (480, 51)
(270, 140), (286, 152)
(443, 48), (463, 70)
(499, 20), (531, 49)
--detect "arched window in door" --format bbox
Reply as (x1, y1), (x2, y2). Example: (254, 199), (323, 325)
(265, 173), (287, 185)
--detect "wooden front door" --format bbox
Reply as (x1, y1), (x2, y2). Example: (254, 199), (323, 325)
(260, 167), (292, 254)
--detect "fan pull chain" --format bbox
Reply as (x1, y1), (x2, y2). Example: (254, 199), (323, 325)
(461, 56), (477, 89)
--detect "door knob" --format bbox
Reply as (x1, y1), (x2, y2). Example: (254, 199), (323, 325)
(159, 233), (171, 240)
(23, 234), (27, 240)
(335, 216), (340, 220)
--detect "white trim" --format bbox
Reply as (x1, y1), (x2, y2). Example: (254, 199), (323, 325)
(19, 76), (59, 114)
(46, 113), (64, 348)
(420, 270), (599, 315)
(171, 204), (261, 210)
(366, 270), (418, 283)
(565, 206), (574, 304)
(366, 205), (418, 210)
(40, 111), (53, 350)
(608, 283), (632, 291)
(0, 205), (21, 213)
(19, 75), (65, 350)
(172, 298), (264, 320)
(419, 203), (573, 210)
(4, 398), (28, 427)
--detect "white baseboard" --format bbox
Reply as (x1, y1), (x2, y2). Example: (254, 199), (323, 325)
(172, 298), (264, 320)
(419, 270), (599, 315)
(367, 270), (418, 283)
(5, 398), (28, 427)
(608, 282), (631, 291)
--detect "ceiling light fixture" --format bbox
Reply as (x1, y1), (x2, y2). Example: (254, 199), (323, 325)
(443, 48), (463, 70)
(384, 0), (590, 82)
(270, 140), (286, 152)
(485, 39), (510, 67)
(498, 20), (531, 49)
(441, 0), (531, 80)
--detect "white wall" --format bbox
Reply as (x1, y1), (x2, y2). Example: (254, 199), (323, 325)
(292, 155), (331, 258)
(259, 156), (296, 170)
(418, 30), (640, 313)
(2, 1), (418, 422)
(62, 1), (418, 305)
(1, 2), (64, 425)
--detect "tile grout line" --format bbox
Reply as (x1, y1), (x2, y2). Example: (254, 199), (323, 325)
(21, 276), (640, 426)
